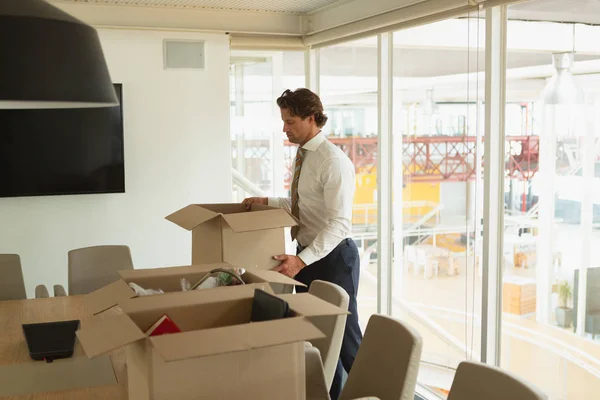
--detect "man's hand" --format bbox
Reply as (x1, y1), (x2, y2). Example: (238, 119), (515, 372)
(242, 197), (268, 211)
(272, 255), (306, 278)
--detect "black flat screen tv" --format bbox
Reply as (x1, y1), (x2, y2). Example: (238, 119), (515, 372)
(0, 84), (125, 198)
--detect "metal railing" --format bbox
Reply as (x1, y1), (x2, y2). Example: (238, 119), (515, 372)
(232, 167), (266, 199)
(352, 201), (442, 228)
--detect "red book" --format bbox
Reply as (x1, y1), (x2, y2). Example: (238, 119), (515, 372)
(145, 315), (181, 337)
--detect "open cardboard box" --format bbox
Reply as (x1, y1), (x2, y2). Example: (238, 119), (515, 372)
(85, 263), (304, 315)
(77, 284), (348, 400)
(166, 203), (297, 269)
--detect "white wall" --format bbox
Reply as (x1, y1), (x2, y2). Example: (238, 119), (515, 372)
(0, 29), (232, 297)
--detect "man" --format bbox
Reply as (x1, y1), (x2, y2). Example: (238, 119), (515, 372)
(243, 88), (362, 400)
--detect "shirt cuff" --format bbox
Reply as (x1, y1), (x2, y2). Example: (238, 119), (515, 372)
(267, 197), (279, 207)
(298, 246), (319, 267)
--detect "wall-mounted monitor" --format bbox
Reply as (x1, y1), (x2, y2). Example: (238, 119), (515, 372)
(0, 84), (125, 198)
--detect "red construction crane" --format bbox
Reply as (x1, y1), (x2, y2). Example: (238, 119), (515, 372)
(283, 135), (539, 187)
(233, 135), (540, 189)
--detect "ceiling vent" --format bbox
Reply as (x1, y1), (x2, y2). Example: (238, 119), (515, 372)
(164, 40), (205, 70)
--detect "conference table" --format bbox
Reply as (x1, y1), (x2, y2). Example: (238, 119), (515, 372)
(0, 295), (339, 400)
(0, 295), (126, 399)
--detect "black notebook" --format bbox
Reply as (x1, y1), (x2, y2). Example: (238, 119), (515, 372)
(22, 320), (80, 362)
(250, 289), (290, 322)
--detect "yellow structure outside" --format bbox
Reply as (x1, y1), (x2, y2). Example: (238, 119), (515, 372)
(352, 168), (465, 252)
(352, 166), (441, 226)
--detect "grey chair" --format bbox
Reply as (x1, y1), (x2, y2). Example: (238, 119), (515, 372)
(305, 344), (331, 400)
(53, 284), (67, 297)
(308, 280), (350, 390)
(35, 285), (50, 298)
(340, 315), (423, 400)
(447, 361), (547, 400)
(0, 254), (27, 301)
(68, 245), (134, 295)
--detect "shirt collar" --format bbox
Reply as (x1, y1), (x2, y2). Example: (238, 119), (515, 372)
(301, 131), (325, 152)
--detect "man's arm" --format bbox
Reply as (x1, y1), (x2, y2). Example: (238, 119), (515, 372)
(268, 197), (292, 214)
(298, 156), (355, 266)
(242, 196), (290, 212)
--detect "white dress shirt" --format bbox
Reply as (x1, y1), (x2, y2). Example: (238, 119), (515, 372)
(269, 132), (355, 266)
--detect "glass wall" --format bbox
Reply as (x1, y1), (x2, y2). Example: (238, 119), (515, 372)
(318, 38), (380, 329)
(501, 2), (600, 398)
(229, 2), (600, 398)
(230, 51), (305, 201)
(390, 16), (486, 397)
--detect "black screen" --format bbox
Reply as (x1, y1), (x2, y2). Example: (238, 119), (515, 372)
(0, 84), (125, 198)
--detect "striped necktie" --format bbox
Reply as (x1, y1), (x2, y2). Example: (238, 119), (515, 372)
(290, 147), (306, 240)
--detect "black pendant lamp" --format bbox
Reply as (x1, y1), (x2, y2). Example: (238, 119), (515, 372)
(0, 0), (118, 109)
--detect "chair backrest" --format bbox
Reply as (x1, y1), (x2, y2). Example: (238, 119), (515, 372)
(68, 245), (134, 295)
(305, 344), (331, 400)
(340, 314), (423, 400)
(447, 361), (547, 400)
(0, 254), (27, 301)
(53, 284), (67, 297)
(308, 280), (350, 390)
(35, 285), (49, 299)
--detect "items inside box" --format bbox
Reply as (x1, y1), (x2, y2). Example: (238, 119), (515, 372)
(250, 289), (291, 322)
(128, 282), (164, 296)
(137, 289), (292, 337)
(187, 267), (245, 290)
(145, 315), (182, 336)
(129, 297), (256, 334)
(126, 267), (246, 296)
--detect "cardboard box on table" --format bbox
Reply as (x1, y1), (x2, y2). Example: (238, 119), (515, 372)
(84, 263), (304, 315)
(165, 203), (297, 269)
(77, 284), (348, 400)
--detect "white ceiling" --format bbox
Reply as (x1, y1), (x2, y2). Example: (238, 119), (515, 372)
(52, 0), (345, 13)
(508, 0), (600, 24)
(54, 0), (600, 22)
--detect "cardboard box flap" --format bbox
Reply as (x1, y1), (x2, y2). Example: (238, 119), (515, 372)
(117, 263), (232, 281)
(85, 279), (137, 315)
(279, 293), (350, 317)
(150, 317), (325, 362)
(222, 209), (298, 233)
(165, 204), (219, 231)
(244, 269), (306, 287)
(77, 313), (146, 359)
(249, 204), (279, 211)
(198, 203), (248, 214)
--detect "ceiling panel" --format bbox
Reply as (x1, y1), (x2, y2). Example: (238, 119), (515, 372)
(52, 0), (345, 13)
(509, 0), (600, 24)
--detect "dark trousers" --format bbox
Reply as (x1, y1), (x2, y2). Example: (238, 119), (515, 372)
(295, 238), (362, 400)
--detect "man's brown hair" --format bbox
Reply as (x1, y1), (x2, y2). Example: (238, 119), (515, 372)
(277, 88), (328, 128)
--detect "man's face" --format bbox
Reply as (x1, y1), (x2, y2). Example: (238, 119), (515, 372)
(281, 107), (314, 145)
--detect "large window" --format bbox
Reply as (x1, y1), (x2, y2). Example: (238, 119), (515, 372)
(230, 51), (305, 201)
(229, 2), (600, 398)
(319, 38), (380, 329)
(390, 17), (486, 396)
(501, 2), (600, 398)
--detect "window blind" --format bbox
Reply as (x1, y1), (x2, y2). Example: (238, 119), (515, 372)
(303, 0), (521, 48)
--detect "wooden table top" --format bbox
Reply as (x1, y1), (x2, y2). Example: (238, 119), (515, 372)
(0, 296), (126, 400)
